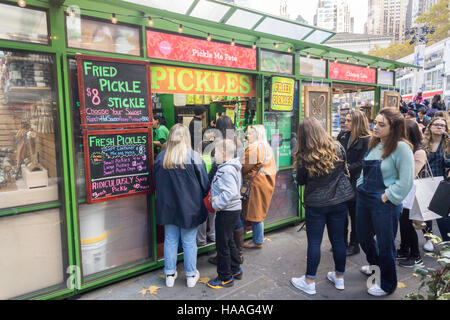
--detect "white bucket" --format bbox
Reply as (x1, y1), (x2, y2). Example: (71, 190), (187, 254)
(81, 234), (107, 276)
(79, 205), (106, 240)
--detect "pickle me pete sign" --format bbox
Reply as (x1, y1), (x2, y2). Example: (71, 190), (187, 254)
(147, 30), (257, 70)
(77, 55), (151, 128)
(329, 62), (376, 84)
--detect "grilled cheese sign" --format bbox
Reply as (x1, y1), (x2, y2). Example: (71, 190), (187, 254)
(150, 65), (256, 97)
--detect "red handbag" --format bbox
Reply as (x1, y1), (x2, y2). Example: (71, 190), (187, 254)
(204, 189), (215, 213)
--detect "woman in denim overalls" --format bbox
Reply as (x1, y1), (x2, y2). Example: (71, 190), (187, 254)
(356, 108), (414, 297)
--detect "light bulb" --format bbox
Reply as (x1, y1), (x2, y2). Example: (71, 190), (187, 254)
(288, 47), (292, 53)
(111, 13), (118, 24)
(231, 38), (235, 46)
(252, 42), (256, 50)
(148, 17), (153, 26)
(206, 33), (211, 41)
(274, 43), (279, 49)
(306, 52), (310, 59)
(17, 0), (26, 7)
(178, 24), (183, 33)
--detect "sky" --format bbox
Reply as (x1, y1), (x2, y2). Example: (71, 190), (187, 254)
(233, 0), (369, 34)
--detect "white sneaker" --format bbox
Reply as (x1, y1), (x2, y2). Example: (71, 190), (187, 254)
(360, 265), (373, 276)
(290, 276), (316, 295)
(327, 271), (345, 290)
(186, 270), (200, 288)
(166, 271), (178, 287)
(368, 284), (388, 297)
(424, 240), (434, 252)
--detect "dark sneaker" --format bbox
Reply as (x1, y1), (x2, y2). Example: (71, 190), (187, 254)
(396, 250), (409, 260)
(232, 269), (243, 280)
(398, 257), (424, 268)
(346, 243), (360, 256)
(207, 277), (234, 289)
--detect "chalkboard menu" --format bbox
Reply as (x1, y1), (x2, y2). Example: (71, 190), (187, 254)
(76, 55), (152, 128)
(83, 128), (152, 203)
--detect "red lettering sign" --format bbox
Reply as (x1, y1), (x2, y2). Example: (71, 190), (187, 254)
(329, 62), (376, 84)
(147, 30), (256, 70)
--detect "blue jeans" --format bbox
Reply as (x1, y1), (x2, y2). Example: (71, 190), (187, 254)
(356, 192), (402, 294)
(251, 221), (264, 245)
(305, 203), (347, 279)
(164, 224), (198, 277)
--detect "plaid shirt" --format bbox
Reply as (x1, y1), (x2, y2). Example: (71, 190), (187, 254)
(428, 142), (449, 177)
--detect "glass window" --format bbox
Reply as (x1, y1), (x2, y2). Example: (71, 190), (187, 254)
(260, 50), (293, 74)
(190, 0), (230, 22)
(446, 75), (450, 90)
(225, 9), (263, 29)
(0, 3), (48, 45)
(0, 50), (61, 209)
(0, 208), (68, 299)
(67, 59), (153, 276)
(66, 15), (141, 56)
(300, 56), (326, 78)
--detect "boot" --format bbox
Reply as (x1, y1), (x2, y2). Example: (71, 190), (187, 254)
(234, 228), (245, 264)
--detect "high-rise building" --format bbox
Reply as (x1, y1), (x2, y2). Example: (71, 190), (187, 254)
(366, 0), (411, 42)
(314, 0), (354, 33)
(411, 0), (440, 26)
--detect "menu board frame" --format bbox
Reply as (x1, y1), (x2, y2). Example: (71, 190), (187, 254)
(76, 54), (152, 129)
(83, 128), (152, 203)
(303, 86), (331, 132)
(270, 76), (295, 112)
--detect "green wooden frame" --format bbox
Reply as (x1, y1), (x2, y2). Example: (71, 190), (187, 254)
(0, 0), (413, 300)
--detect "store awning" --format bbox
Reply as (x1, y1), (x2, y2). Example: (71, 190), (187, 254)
(121, 0), (335, 45)
(97, 0), (420, 71)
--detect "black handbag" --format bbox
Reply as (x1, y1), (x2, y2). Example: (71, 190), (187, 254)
(241, 165), (262, 201)
(428, 177), (450, 217)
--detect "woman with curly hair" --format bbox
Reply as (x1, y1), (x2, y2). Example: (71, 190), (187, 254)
(290, 118), (355, 295)
(421, 117), (450, 245)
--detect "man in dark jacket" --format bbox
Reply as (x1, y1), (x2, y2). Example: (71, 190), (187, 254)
(189, 106), (205, 152)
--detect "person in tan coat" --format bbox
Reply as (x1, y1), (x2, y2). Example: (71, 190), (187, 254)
(241, 125), (277, 249)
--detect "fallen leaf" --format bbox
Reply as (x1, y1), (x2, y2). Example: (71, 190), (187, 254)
(199, 277), (210, 284)
(148, 286), (161, 295)
(264, 237), (272, 242)
(139, 288), (149, 295)
(397, 282), (406, 288)
(159, 274), (166, 279)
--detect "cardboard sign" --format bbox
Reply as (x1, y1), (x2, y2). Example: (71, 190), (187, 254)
(83, 128), (152, 203)
(76, 55), (152, 128)
(270, 76), (295, 111)
(383, 91), (401, 109)
(150, 65), (256, 97)
(303, 86), (331, 131)
(147, 30), (256, 70)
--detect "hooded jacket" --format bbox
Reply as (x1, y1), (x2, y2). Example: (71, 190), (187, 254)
(211, 157), (242, 212)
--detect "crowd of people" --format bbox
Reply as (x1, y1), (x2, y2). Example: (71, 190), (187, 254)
(150, 100), (449, 297)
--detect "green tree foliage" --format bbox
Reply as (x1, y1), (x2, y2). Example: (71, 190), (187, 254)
(368, 0), (449, 60)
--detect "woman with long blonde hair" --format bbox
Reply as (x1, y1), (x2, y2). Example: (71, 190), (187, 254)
(153, 123), (210, 288)
(336, 110), (371, 256)
(241, 125), (276, 249)
(291, 118), (354, 295)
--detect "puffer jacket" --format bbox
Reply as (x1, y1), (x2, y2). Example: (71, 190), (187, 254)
(211, 157), (242, 211)
(296, 142), (355, 208)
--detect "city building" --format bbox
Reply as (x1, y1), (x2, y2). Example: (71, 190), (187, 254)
(325, 32), (393, 54)
(314, 0), (354, 33)
(366, 0), (411, 42)
(396, 37), (450, 107)
(411, 0), (441, 26)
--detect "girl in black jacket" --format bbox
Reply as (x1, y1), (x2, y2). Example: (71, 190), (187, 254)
(337, 110), (371, 255)
(290, 118), (354, 295)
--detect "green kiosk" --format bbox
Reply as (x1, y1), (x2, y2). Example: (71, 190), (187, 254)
(0, 0), (418, 299)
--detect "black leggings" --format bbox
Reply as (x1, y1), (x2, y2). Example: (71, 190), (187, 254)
(399, 209), (420, 258)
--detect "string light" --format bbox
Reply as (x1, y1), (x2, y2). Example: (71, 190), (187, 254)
(320, 56), (324, 61)
(366, 64), (370, 68)
(111, 13), (118, 24)
(306, 52), (310, 58)
(206, 33), (211, 41)
(356, 59), (359, 64)
(288, 47), (292, 53)
(346, 57), (349, 63)
(377, 67), (381, 71)
(17, 0), (26, 7)
(148, 17), (153, 26)
(231, 38), (235, 46)
(334, 57), (337, 63)
(274, 43), (279, 49)
(178, 24), (183, 33)
(252, 42), (257, 50)
(68, 7), (75, 17)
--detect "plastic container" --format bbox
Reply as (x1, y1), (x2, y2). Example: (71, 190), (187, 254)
(81, 234), (107, 276)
